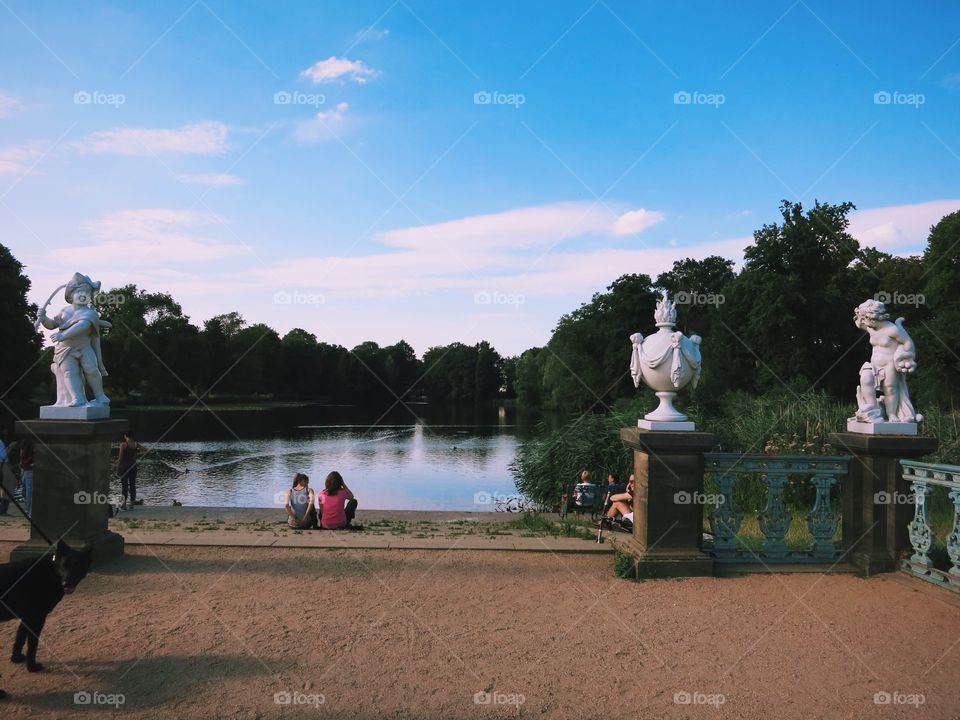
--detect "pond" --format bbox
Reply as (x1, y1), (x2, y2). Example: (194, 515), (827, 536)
(112, 403), (559, 511)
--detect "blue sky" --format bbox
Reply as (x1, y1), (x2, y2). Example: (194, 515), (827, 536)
(1, 0), (959, 356)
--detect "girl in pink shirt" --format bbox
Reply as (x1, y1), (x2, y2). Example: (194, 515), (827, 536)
(317, 471), (358, 529)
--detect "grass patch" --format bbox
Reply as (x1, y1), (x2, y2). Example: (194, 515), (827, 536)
(505, 513), (595, 541)
(613, 546), (635, 579)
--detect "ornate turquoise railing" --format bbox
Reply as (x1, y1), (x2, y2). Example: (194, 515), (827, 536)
(900, 460), (960, 592)
(703, 454), (850, 563)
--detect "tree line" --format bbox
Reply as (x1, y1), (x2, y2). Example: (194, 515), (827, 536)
(0, 274), (507, 407)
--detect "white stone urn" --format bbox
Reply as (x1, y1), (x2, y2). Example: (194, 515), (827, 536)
(629, 292), (702, 430)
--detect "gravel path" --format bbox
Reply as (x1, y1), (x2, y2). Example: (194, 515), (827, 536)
(0, 543), (957, 719)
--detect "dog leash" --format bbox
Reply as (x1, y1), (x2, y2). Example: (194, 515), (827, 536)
(0, 467), (55, 546)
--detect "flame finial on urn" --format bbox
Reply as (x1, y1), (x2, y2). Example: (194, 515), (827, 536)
(653, 290), (677, 328)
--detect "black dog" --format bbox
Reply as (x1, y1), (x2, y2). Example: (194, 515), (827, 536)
(0, 541), (91, 699)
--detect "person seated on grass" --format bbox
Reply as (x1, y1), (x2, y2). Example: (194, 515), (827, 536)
(285, 473), (317, 529)
(317, 471), (359, 530)
(599, 474), (635, 528)
(571, 469), (597, 514)
(604, 472), (626, 499)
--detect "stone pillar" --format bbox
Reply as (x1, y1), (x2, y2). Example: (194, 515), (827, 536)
(618, 428), (714, 578)
(829, 432), (938, 575)
(11, 418), (127, 566)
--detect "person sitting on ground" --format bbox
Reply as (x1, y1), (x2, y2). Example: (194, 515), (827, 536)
(285, 473), (317, 529)
(571, 469), (597, 513)
(317, 471), (358, 530)
(604, 472), (626, 499)
(603, 474), (635, 526)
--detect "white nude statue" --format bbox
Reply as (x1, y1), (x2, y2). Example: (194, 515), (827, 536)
(37, 273), (111, 419)
(848, 298), (922, 434)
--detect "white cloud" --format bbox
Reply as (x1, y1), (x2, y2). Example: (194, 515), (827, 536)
(300, 56), (380, 84)
(379, 202), (664, 251)
(178, 172), (246, 186)
(247, 201), (675, 300)
(295, 102), (349, 144)
(849, 199), (960, 252)
(0, 92), (24, 118)
(0, 141), (45, 174)
(609, 208), (666, 236)
(51, 208), (252, 267)
(73, 121), (229, 156)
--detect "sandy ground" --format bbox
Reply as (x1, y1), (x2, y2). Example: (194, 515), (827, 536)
(0, 543), (958, 720)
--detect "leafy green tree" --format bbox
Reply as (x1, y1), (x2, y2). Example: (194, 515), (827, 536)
(421, 341), (504, 402)
(474, 340), (502, 398)
(919, 210), (960, 406)
(500, 355), (518, 398)
(214, 323), (281, 396)
(715, 200), (862, 396)
(99, 286), (200, 398)
(382, 340), (421, 399)
(0, 244), (41, 416)
(316, 342), (349, 400)
(279, 329), (321, 397)
(514, 348), (547, 406)
(542, 274), (659, 409)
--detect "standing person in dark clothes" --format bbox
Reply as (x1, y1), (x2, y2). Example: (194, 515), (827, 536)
(0, 435), (9, 515)
(117, 432), (146, 510)
(19, 440), (34, 516)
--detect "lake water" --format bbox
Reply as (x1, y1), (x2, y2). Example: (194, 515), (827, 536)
(113, 404), (556, 511)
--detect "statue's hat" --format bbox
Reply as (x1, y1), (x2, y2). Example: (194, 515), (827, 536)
(64, 272), (101, 302)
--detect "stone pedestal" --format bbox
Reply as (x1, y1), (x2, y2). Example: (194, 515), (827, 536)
(11, 418), (127, 566)
(637, 419), (696, 432)
(846, 420), (918, 436)
(40, 405), (110, 421)
(618, 428), (714, 578)
(829, 432), (938, 575)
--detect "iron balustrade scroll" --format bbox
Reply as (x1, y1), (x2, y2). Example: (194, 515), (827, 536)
(900, 460), (960, 592)
(703, 454), (850, 564)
